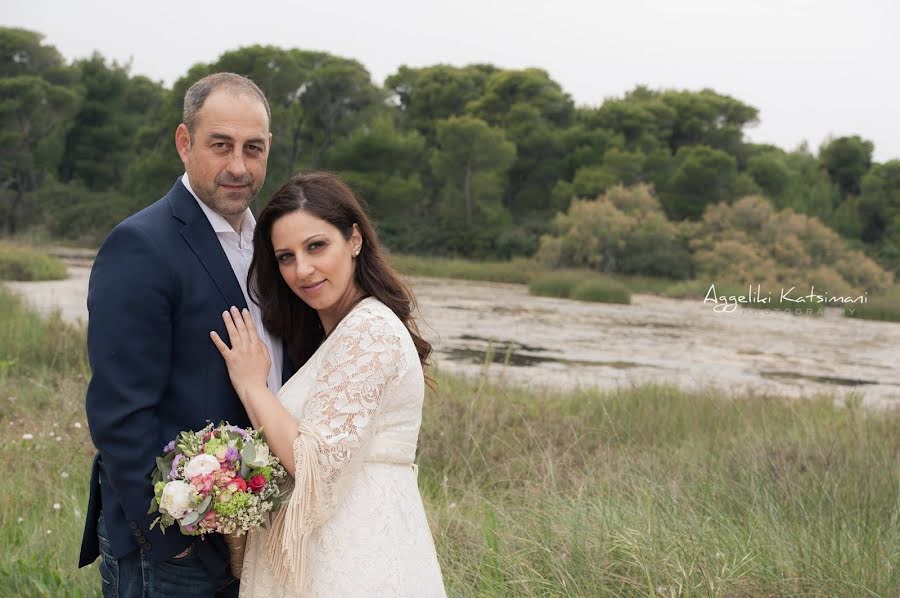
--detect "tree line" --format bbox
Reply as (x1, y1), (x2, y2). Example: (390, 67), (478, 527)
(2, 27), (898, 276)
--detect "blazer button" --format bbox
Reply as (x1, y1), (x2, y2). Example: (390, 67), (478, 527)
(138, 537), (147, 545)
(128, 522), (138, 530)
(144, 543), (152, 551)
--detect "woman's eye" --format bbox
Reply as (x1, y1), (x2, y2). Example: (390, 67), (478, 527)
(308, 241), (325, 251)
(276, 253), (293, 263)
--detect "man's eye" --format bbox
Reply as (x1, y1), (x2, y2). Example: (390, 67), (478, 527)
(247, 145), (262, 153)
(212, 142), (228, 150)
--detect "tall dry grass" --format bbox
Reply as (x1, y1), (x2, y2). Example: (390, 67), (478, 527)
(0, 290), (897, 596)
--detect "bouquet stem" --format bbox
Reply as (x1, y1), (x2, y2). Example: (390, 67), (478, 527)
(223, 534), (248, 579)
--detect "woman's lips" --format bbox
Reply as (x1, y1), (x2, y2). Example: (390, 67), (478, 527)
(300, 280), (326, 294)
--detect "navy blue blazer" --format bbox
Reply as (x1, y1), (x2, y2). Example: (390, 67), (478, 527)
(78, 179), (293, 582)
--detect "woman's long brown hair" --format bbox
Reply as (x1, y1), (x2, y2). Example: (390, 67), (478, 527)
(248, 172), (432, 377)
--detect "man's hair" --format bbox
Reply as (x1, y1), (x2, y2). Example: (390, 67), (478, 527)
(182, 72), (271, 134)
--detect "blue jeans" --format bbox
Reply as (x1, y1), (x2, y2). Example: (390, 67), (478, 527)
(96, 514), (238, 597)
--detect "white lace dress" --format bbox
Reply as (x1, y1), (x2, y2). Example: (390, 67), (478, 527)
(238, 297), (446, 598)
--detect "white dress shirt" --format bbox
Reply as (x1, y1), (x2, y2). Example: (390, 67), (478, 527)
(182, 174), (283, 393)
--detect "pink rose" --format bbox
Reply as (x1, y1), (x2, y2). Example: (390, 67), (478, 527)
(249, 475), (266, 493)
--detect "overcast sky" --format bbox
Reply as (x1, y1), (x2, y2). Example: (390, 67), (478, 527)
(5, 0), (898, 161)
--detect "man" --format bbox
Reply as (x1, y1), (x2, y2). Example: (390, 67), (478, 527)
(78, 73), (291, 597)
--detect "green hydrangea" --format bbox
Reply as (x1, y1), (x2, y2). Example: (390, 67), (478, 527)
(214, 491), (250, 517)
(204, 438), (226, 457)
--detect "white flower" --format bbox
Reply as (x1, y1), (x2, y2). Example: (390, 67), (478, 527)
(17, 517), (23, 523)
(183, 454), (221, 479)
(21, 434), (33, 440)
(159, 480), (197, 519)
(61, 471), (69, 478)
(53, 503), (61, 511)
(246, 443), (269, 468)
(46, 530), (52, 535)
(73, 422), (82, 429)
(55, 437), (61, 442)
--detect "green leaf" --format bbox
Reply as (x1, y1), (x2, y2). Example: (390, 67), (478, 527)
(181, 510), (201, 526)
(240, 444), (256, 465)
(197, 495), (213, 516)
(156, 456), (172, 480)
(147, 497), (159, 515)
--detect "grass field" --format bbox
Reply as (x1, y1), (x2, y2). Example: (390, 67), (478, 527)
(0, 242), (68, 282)
(1, 289), (897, 596)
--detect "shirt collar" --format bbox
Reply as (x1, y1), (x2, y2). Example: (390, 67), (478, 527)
(182, 173), (255, 238)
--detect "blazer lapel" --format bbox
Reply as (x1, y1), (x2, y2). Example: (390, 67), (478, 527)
(167, 179), (248, 311)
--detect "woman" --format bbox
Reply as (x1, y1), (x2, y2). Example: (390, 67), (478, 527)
(210, 172), (446, 597)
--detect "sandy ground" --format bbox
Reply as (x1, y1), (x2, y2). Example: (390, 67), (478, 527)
(6, 265), (899, 409)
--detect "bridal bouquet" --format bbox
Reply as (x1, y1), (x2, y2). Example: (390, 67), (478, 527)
(149, 422), (287, 536)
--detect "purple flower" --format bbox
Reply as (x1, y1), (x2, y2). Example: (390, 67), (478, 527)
(163, 440), (176, 453)
(224, 425), (253, 442)
(169, 454), (184, 480)
(225, 447), (240, 462)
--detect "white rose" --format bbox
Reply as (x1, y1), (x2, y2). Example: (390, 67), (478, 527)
(159, 480), (197, 519)
(183, 454), (220, 479)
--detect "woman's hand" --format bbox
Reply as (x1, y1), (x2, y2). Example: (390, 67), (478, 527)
(210, 307), (271, 399)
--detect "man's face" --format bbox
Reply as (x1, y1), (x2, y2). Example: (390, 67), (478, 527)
(175, 90), (271, 222)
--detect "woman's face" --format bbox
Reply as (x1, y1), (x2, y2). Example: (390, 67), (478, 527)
(271, 209), (362, 326)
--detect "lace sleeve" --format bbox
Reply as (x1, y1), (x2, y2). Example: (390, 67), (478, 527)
(265, 308), (408, 590)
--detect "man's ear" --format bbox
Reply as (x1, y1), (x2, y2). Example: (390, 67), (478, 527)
(175, 124), (192, 163)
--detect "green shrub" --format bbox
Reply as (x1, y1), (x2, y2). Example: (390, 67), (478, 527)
(845, 287), (900, 322)
(530, 271), (632, 304)
(537, 184), (694, 279)
(20, 180), (138, 245)
(528, 271), (581, 298)
(0, 244), (67, 281)
(391, 254), (539, 284)
(571, 277), (631, 303)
